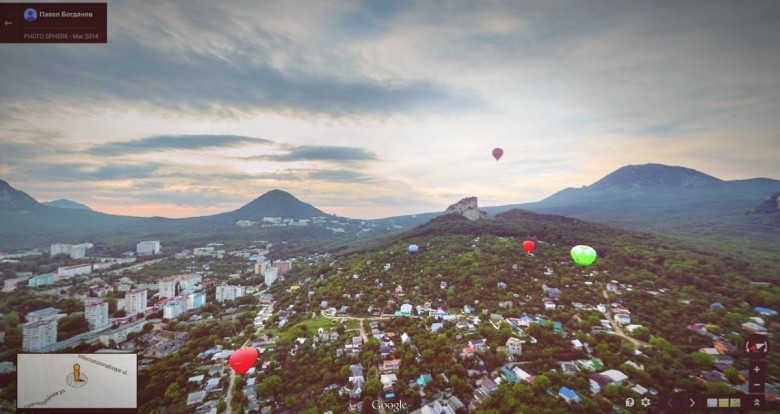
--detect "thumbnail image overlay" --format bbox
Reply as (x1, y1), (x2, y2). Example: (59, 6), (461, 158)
(17, 353), (137, 409)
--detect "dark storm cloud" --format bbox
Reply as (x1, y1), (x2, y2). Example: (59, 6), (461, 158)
(88, 135), (274, 156)
(246, 145), (378, 162)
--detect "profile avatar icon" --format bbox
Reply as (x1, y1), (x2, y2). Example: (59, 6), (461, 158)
(24, 8), (37, 22)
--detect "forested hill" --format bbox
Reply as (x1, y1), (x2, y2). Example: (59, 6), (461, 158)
(259, 207), (778, 412)
(330, 208), (778, 284)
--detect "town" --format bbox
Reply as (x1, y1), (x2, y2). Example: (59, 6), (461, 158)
(1, 221), (777, 414)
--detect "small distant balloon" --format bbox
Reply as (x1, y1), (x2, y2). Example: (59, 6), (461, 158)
(408, 244), (418, 254)
(571, 245), (597, 267)
(228, 347), (259, 375)
(522, 240), (535, 253)
(492, 148), (504, 161)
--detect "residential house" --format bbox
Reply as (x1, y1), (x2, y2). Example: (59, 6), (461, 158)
(590, 373), (612, 390)
(699, 371), (726, 383)
(497, 282), (507, 289)
(559, 386), (582, 404)
(480, 377), (497, 394)
(461, 347), (475, 358)
(715, 355), (734, 366)
(381, 374), (397, 392)
(544, 301), (556, 311)
(614, 313), (631, 325)
(600, 369), (628, 386)
(400, 304), (413, 316)
(753, 307), (777, 316)
(742, 322), (768, 335)
(688, 323), (707, 334)
(431, 323), (443, 332)
(506, 337), (523, 355)
(572, 339), (584, 350)
(470, 338), (487, 351)
(382, 359), (402, 373)
(463, 305), (474, 314)
(589, 379), (602, 394)
(417, 374), (433, 387)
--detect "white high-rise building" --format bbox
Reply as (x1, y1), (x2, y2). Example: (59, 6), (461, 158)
(85, 301), (110, 330)
(125, 289), (148, 316)
(216, 285), (246, 302)
(162, 298), (188, 320)
(179, 274), (201, 290)
(254, 261), (268, 275)
(188, 292), (206, 310)
(26, 308), (60, 323)
(136, 241), (160, 255)
(22, 318), (58, 351)
(158, 278), (177, 299)
(264, 267), (278, 287)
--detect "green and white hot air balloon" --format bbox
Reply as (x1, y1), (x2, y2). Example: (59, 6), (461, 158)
(571, 245), (597, 266)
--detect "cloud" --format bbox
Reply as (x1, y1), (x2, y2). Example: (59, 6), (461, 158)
(88, 134), (274, 156)
(21, 162), (167, 182)
(0, 20), (485, 120)
(245, 145), (378, 162)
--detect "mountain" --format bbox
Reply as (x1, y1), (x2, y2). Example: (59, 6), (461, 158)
(42, 199), (93, 210)
(0, 179), (42, 212)
(229, 189), (326, 220)
(481, 163), (780, 262)
(588, 163), (723, 190)
(0, 182), (335, 251)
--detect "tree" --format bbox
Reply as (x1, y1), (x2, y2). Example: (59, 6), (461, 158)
(690, 351), (716, 370)
(723, 367), (742, 383)
(361, 396), (374, 414)
(649, 336), (671, 349)
(603, 384), (620, 399)
(363, 378), (381, 396)
(532, 374), (550, 392)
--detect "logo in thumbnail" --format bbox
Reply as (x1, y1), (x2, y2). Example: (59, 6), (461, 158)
(24, 8), (37, 22)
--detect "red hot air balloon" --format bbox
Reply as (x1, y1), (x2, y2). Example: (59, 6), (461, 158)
(228, 347), (259, 375)
(492, 148), (503, 161)
(522, 240), (535, 253)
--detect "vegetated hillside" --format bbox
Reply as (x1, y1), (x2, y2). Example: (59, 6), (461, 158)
(259, 209), (778, 412)
(482, 164), (780, 264)
(41, 199), (93, 210)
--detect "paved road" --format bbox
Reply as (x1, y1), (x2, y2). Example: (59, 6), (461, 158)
(601, 289), (651, 348)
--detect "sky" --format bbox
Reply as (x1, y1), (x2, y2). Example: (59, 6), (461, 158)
(1, 0), (779, 219)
